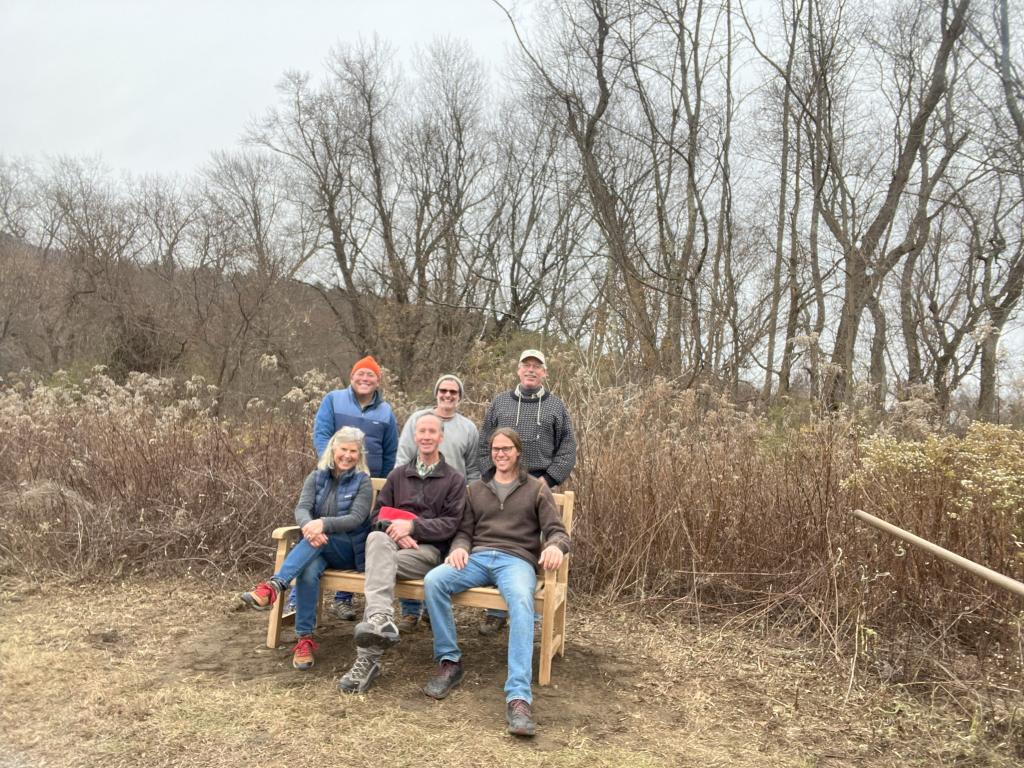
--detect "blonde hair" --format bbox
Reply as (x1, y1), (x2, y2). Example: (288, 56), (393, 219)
(317, 427), (369, 473)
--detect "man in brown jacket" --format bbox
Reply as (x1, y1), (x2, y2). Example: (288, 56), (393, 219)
(337, 412), (464, 694)
(421, 427), (570, 736)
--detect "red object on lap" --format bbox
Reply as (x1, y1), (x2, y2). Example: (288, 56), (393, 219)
(378, 506), (418, 522)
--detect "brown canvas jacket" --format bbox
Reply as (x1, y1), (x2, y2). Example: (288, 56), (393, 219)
(371, 456), (465, 548)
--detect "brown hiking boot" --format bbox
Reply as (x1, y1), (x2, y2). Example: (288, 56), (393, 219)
(422, 659), (464, 699)
(506, 699), (536, 736)
(397, 613), (421, 632)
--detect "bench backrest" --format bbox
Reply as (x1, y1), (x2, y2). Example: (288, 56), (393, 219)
(369, 476), (575, 535)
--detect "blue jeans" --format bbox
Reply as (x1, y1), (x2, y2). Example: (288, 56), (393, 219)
(273, 536), (360, 636)
(486, 471), (551, 622)
(423, 550), (537, 703)
(400, 599), (422, 617)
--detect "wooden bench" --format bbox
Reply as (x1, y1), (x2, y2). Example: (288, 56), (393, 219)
(264, 477), (575, 685)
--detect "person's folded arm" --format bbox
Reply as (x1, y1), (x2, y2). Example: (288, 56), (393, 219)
(293, 471), (318, 528)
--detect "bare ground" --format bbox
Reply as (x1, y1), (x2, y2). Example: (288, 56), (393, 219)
(0, 576), (1019, 768)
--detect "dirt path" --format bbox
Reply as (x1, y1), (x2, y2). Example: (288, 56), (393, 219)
(0, 577), (1015, 768)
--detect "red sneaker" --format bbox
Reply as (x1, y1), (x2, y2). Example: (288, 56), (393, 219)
(240, 582), (278, 611)
(292, 636), (318, 670)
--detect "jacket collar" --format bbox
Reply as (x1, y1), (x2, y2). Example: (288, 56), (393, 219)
(402, 452), (448, 478)
(481, 466), (529, 493)
(511, 385), (546, 402)
(347, 386), (381, 412)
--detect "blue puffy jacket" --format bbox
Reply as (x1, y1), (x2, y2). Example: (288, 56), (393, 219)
(312, 387), (398, 478)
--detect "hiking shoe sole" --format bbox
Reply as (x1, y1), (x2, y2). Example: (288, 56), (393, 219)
(354, 622), (400, 649)
(240, 593), (271, 611)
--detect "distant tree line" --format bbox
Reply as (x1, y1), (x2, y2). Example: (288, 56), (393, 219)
(1, 0), (1023, 417)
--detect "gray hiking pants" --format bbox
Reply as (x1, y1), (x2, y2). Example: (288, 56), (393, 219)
(358, 531), (441, 662)
(362, 531), (440, 619)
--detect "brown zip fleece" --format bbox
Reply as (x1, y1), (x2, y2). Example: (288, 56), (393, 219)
(452, 469), (570, 569)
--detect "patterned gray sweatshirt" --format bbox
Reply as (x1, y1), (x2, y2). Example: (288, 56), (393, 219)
(477, 386), (577, 486)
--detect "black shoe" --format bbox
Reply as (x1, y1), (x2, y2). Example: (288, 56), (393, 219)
(422, 659), (464, 699)
(506, 699), (536, 736)
(354, 613), (400, 649)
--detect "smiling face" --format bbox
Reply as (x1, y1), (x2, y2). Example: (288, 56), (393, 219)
(517, 358), (547, 390)
(414, 413), (443, 462)
(490, 432), (521, 475)
(332, 441), (360, 472)
(435, 378), (461, 415)
(351, 368), (380, 400)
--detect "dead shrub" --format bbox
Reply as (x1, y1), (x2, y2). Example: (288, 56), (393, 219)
(1, 363), (1022, 687)
(0, 368), (311, 578)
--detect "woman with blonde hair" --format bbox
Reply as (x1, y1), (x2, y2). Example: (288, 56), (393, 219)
(241, 426), (373, 670)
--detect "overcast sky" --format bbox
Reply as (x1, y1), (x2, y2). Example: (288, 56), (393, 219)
(0, 0), (522, 176)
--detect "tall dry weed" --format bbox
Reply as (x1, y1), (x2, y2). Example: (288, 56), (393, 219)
(0, 368), (313, 577)
(1, 362), (1021, 684)
(558, 367), (1022, 684)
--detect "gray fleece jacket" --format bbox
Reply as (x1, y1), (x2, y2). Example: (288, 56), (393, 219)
(396, 409), (480, 483)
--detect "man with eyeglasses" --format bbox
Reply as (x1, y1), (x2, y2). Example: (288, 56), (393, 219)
(396, 374), (480, 484)
(392, 374), (480, 630)
(422, 427), (570, 736)
(475, 349), (576, 636)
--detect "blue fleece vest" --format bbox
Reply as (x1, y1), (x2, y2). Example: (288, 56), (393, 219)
(312, 469), (370, 569)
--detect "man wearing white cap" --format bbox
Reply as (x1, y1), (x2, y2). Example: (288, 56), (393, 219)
(475, 349), (577, 636)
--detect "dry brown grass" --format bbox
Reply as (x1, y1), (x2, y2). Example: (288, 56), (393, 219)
(1, 575), (1020, 768)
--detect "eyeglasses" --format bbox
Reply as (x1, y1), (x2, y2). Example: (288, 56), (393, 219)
(491, 445), (516, 454)
(437, 388), (460, 395)
(518, 363), (544, 371)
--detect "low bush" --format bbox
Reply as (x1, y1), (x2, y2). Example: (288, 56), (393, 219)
(0, 369), (315, 576)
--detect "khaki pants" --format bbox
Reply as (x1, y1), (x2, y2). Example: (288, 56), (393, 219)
(362, 530), (441, 619)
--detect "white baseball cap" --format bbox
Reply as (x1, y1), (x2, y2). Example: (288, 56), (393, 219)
(518, 349), (546, 366)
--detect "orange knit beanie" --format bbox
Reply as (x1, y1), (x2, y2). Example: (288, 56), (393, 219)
(350, 355), (382, 379)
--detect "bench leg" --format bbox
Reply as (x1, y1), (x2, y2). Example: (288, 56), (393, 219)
(538, 587), (558, 685)
(266, 538), (292, 648)
(266, 595), (285, 648)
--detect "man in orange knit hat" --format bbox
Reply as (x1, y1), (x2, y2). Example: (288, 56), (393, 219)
(310, 355), (399, 619)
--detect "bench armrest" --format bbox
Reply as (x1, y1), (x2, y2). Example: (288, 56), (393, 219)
(543, 553), (570, 587)
(271, 525), (300, 540)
